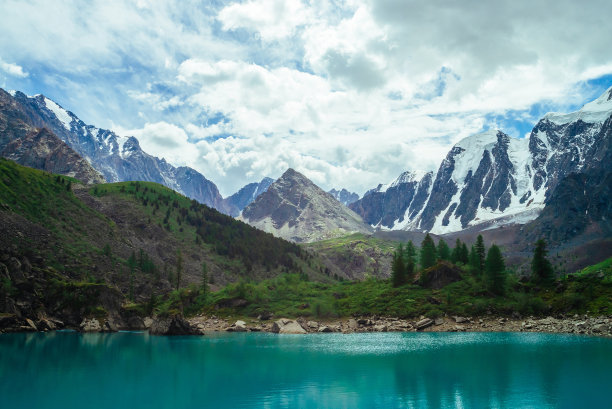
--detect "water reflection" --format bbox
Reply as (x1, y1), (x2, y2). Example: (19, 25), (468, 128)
(0, 331), (610, 408)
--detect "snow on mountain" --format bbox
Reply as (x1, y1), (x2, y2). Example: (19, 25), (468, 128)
(3, 90), (227, 212)
(544, 86), (612, 125)
(43, 97), (73, 130)
(352, 86), (612, 234)
(328, 188), (360, 206)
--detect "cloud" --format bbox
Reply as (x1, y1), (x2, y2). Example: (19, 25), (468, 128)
(218, 0), (313, 41)
(1, 0), (611, 197)
(0, 59), (28, 77)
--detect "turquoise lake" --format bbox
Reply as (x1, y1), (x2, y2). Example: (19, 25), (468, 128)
(0, 331), (610, 408)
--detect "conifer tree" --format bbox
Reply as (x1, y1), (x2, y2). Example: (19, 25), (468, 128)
(437, 238), (450, 261)
(391, 244), (406, 287)
(531, 239), (554, 283)
(404, 241), (417, 267)
(474, 234), (486, 275)
(420, 233), (437, 270)
(485, 244), (506, 294)
(460, 243), (469, 265)
(469, 245), (479, 273)
(451, 239), (462, 263)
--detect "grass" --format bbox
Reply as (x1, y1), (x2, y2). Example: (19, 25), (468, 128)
(150, 261), (611, 320)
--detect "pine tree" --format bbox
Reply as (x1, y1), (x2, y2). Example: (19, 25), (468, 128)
(451, 239), (462, 263)
(420, 233), (437, 270)
(391, 244), (406, 287)
(176, 249), (183, 291)
(474, 235), (486, 276)
(437, 239), (450, 261)
(469, 245), (479, 273)
(531, 239), (554, 283)
(404, 241), (417, 266)
(485, 244), (506, 294)
(460, 243), (469, 265)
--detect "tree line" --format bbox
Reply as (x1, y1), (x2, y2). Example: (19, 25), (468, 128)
(391, 233), (555, 294)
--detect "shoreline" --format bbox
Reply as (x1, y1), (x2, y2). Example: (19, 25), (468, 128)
(189, 314), (612, 337)
(2, 314), (610, 337)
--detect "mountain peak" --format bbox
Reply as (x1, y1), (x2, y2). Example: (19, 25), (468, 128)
(240, 169), (371, 242)
(544, 86), (612, 125)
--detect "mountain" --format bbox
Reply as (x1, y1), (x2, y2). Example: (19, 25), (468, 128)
(328, 188), (359, 206)
(222, 177), (274, 217)
(0, 159), (328, 327)
(0, 89), (228, 212)
(0, 90), (104, 184)
(239, 169), (372, 242)
(351, 86), (612, 234)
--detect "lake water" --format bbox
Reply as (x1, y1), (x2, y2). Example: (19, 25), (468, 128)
(0, 331), (610, 408)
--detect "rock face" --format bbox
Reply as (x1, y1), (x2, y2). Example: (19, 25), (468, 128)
(351, 86), (612, 234)
(524, 114), (612, 246)
(0, 89), (227, 212)
(328, 188), (360, 206)
(0, 90), (104, 184)
(240, 169), (372, 242)
(222, 177), (274, 217)
(149, 315), (195, 335)
(271, 318), (307, 334)
(419, 261), (463, 289)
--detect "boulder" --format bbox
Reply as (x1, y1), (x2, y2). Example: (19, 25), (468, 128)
(307, 321), (319, 329)
(271, 318), (307, 334)
(453, 316), (469, 324)
(150, 315), (195, 335)
(374, 324), (388, 332)
(415, 318), (434, 330)
(80, 318), (102, 332)
(419, 261), (463, 289)
(127, 316), (146, 330)
(257, 312), (273, 321)
(143, 317), (154, 328)
(231, 320), (248, 332)
(347, 318), (358, 330)
(434, 318), (444, 326)
(318, 325), (333, 333)
(25, 318), (38, 331)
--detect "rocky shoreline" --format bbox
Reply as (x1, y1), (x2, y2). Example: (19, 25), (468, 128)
(2, 313), (610, 337)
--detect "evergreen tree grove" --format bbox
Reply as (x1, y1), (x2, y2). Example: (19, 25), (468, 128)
(420, 233), (437, 270)
(531, 239), (554, 283)
(485, 244), (506, 295)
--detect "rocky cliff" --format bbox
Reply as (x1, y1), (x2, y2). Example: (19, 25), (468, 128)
(240, 169), (372, 242)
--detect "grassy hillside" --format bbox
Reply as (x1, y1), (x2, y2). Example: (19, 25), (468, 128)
(0, 159), (327, 324)
(192, 261), (611, 320)
(304, 233), (397, 280)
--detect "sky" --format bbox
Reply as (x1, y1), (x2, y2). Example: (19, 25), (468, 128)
(1, 0), (612, 197)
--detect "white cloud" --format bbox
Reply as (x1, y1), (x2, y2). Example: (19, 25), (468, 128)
(0, 59), (28, 77)
(218, 0), (313, 41)
(1, 0), (611, 197)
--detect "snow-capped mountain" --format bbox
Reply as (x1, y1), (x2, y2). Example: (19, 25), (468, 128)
(327, 188), (360, 206)
(0, 89), (104, 184)
(351, 86), (612, 234)
(239, 169), (372, 242)
(222, 177), (274, 217)
(3, 89), (227, 212)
